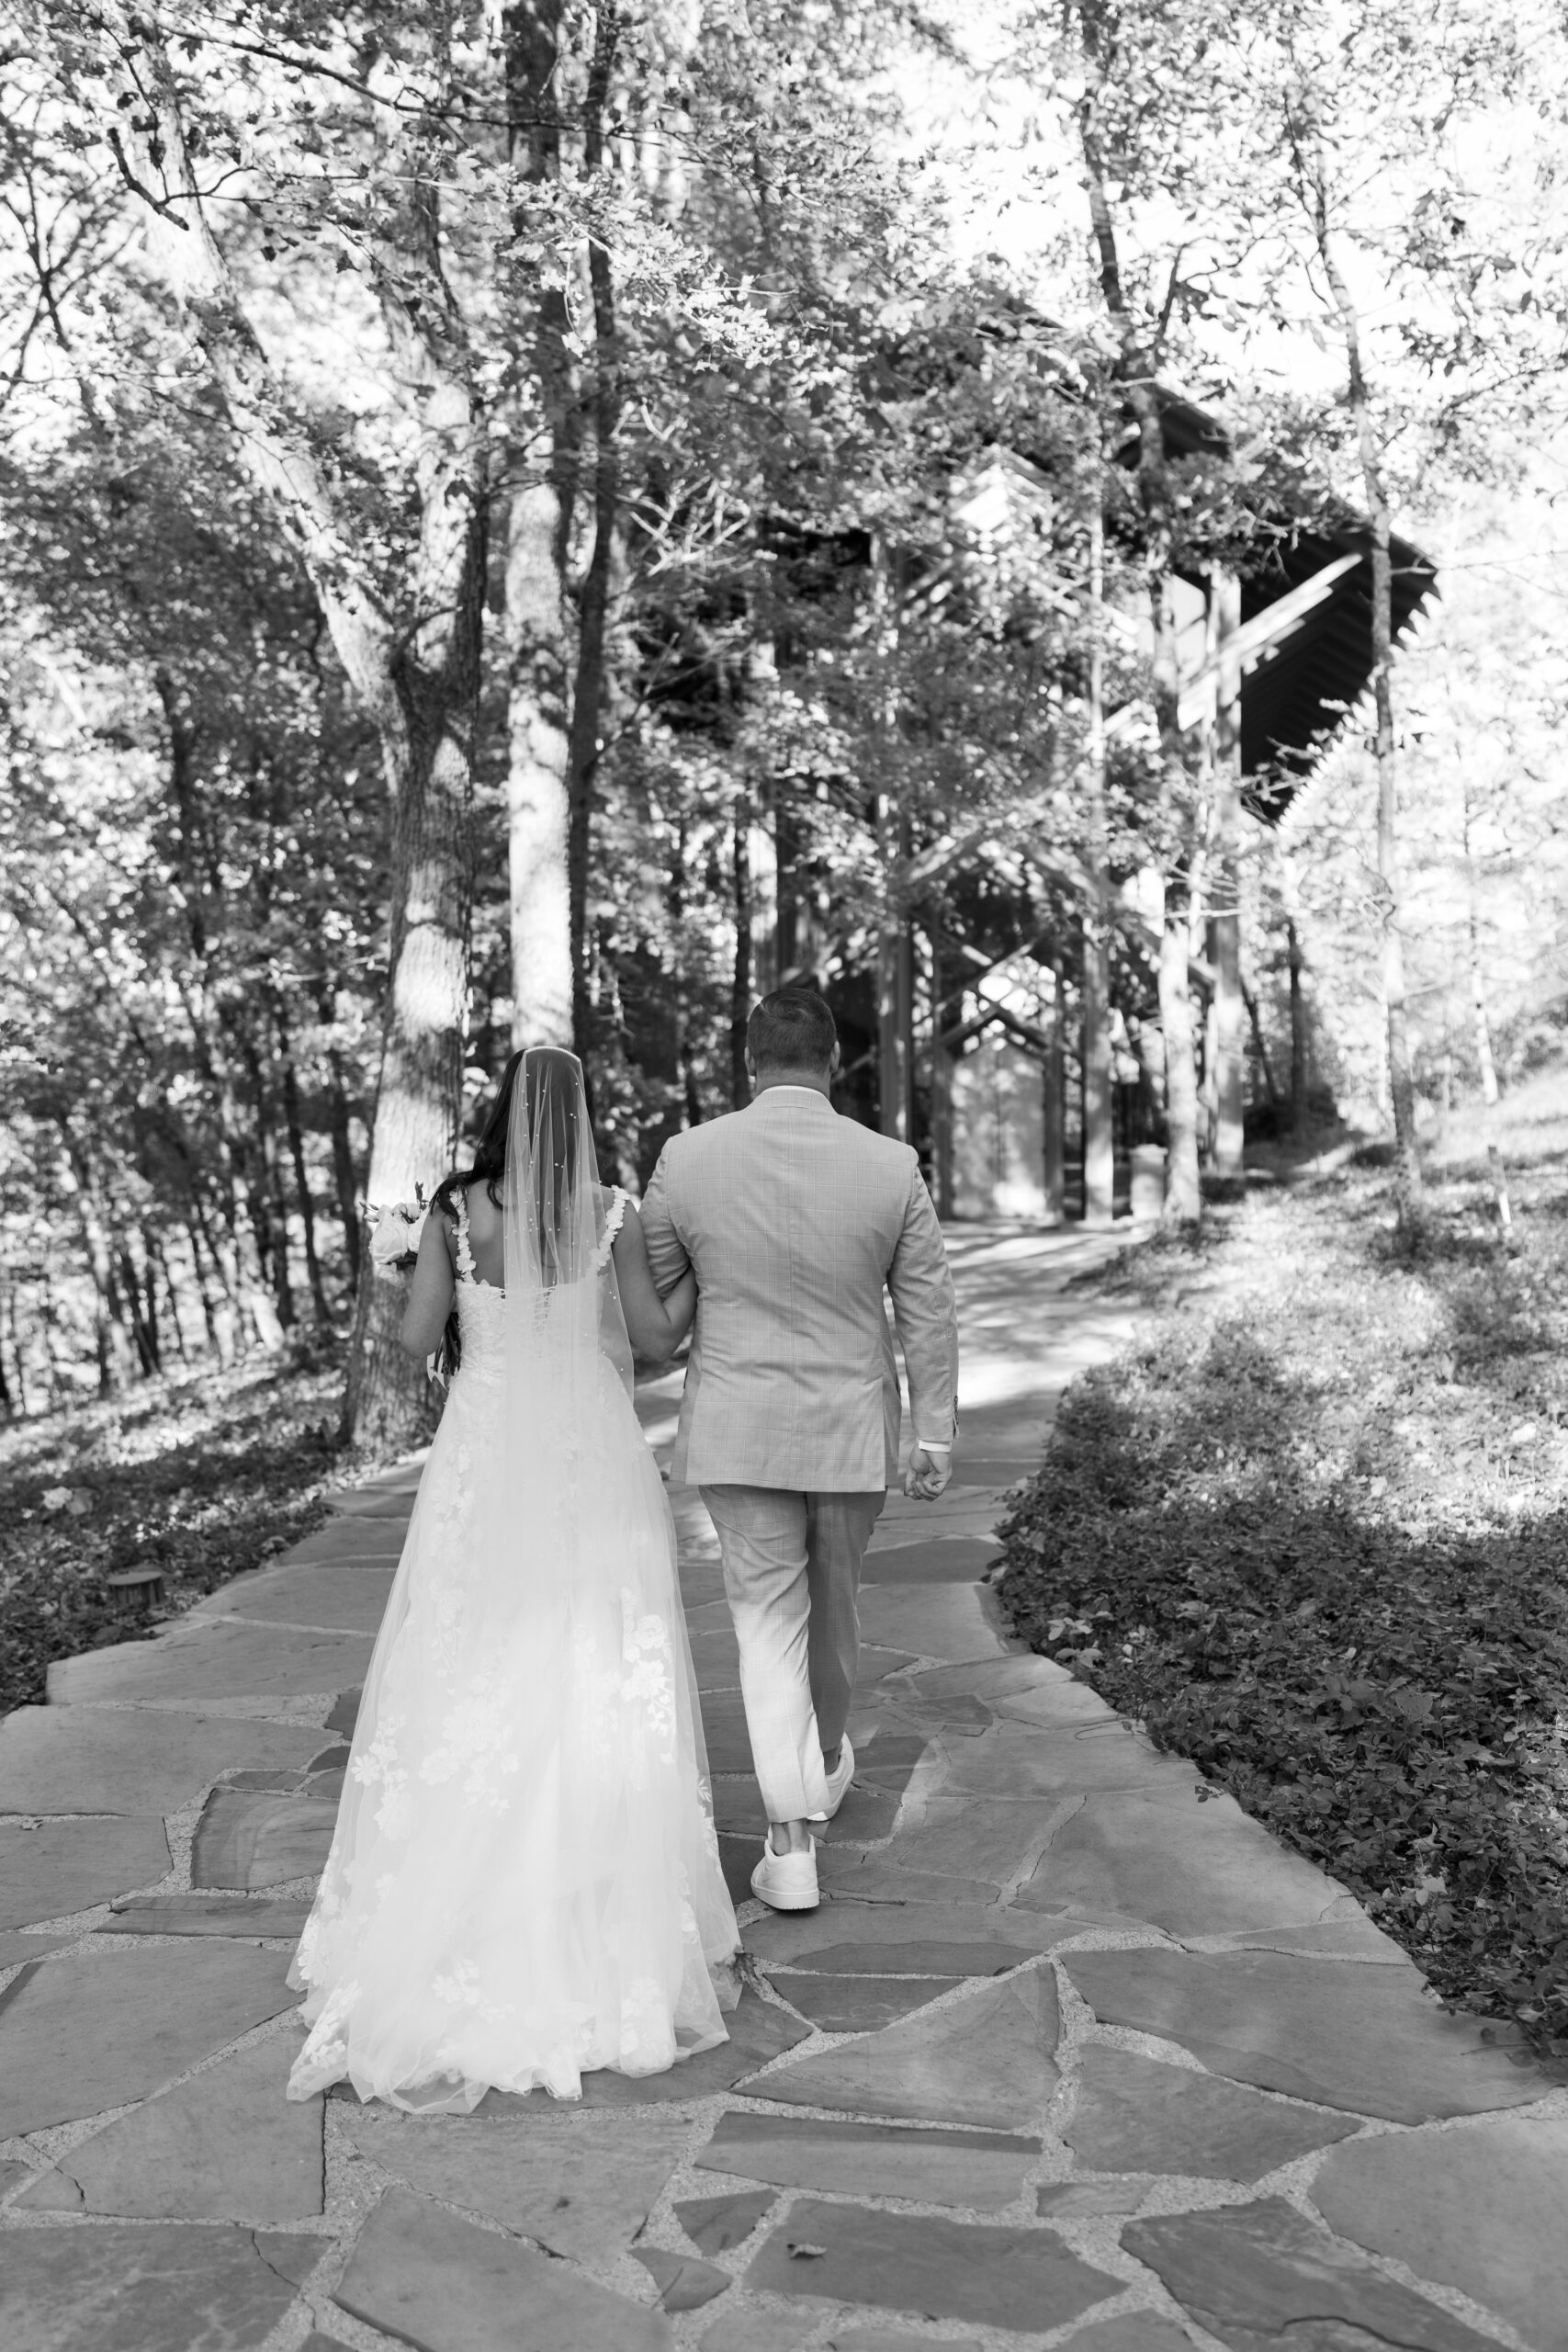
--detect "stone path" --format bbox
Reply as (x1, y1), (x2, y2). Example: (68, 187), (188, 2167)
(4, 1222), (1565, 2352)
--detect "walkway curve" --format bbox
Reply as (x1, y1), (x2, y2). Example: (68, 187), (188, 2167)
(1, 1224), (1562, 2352)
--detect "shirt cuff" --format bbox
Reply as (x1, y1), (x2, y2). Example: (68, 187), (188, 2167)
(914, 1440), (953, 1453)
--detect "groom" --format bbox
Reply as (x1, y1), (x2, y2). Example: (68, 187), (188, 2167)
(640, 987), (959, 1911)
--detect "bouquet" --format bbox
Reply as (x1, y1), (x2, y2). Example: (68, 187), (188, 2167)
(366, 1190), (430, 1278)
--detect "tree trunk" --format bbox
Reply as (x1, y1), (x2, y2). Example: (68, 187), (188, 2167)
(1044, 951), (1067, 1221)
(1243, 979), (1280, 1114)
(1462, 795), (1500, 1105)
(1287, 917), (1309, 1131)
(567, 0), (624, 1061)
(1081, 498), (1115, 1227)
(322, 1038), (363, 1292)
(731, 794), (752, 1108)
(58, 1136), (135, 1396)
(502, 0), (575, 1050)
(1211, 568), (1245, 1176)
(505, 474), (574, 1051)
(98, 16), (483, 1451)
(276, 1002), (330, 1325)
(1158, 879), (1202, 1225)
(344, 610), (481, 1449)
(1300, 123), (1421, 1221)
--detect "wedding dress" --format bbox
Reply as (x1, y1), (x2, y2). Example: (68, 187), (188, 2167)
(287, 1052), (739, 2112)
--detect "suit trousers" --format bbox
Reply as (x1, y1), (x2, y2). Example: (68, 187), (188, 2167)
(699, 1484), (885, 1826)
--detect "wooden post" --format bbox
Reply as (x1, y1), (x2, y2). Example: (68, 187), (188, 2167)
(931, 934), (954, 1218)
(1288, 917), (1308, 1132)
(1081, 497), (1115, 1226)
(1043, 951), (1066, 1222)
(1212, 566), (1245, 1176)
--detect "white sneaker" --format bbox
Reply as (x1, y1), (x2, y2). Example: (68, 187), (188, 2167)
(750, 1841), (819, 1912)
(820, 1735), (855, 1820)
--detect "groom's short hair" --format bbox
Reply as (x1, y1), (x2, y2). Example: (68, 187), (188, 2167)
(748, 987), (838, 1074)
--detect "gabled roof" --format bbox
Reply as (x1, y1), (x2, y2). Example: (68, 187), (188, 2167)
(1155, 391), (1438, 812)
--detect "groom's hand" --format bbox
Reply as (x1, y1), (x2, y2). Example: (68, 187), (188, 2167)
(904, 1445), (953, 1500)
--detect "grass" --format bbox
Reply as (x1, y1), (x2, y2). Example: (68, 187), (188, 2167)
(0, 1343), (348, 1717)
(997, 1068), (1568, 2065)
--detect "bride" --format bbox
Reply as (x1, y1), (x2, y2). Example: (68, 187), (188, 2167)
(286, 1046), (739, 2111)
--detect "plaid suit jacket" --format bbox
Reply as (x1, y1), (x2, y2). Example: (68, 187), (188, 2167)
(639, 1087), (958, 1491)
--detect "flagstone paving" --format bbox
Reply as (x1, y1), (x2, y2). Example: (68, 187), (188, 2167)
(3, 1220), (1562, 2352)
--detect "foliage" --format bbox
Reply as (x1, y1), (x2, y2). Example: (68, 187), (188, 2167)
(998, 1080), (1568, 2062)
(0, 1341), (344, 1714)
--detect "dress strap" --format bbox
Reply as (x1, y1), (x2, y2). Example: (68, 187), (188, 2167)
(452, 1187), (477, 1285)
(592, 1186), (629, 1272)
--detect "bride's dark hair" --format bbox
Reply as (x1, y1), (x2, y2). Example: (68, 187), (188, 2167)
(433, 1050), (524, 1219)
(427, 1049), (584, 1379)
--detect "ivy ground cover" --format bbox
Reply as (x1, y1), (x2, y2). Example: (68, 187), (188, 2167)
(0, 1349), (344, 1716)
(998, 1094), (1568, 2064)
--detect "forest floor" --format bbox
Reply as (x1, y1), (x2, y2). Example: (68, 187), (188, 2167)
(999, 1065), (1568, 2067)
(0, 1346), (345, 1717)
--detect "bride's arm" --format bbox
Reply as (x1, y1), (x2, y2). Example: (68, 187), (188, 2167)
(400, 1213), (457, 1360)
(611, 1202), (696, 1363)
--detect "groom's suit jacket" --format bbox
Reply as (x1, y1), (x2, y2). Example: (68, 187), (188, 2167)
(639, 1088), (958, 1492)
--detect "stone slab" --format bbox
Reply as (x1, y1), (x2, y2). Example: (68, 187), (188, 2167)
(828, 2334), (968, 2352)
(699, 2110), (1039, 2212)
(886, 1795), (1051, 1886)
(635, 2246), (731, 2312)
(769, 1973), (960, 2030)
(855, 1586), (1010, 1664)
(815, 1849), (1017, 1906)
(1065, 2045), (1358, 2180)
(191, 1789), (338, 1890)
(278, 1523), (408, 1564)
(774, 1939), (1032, 1978)
(0, 1705), (326, 1815)
(479, 1987), (808, 2110)
(1124, 2196), (1498, 2352)
(51, 1619), (375, 1705)
(255, 2231), (333, 2286)
(0, 2158), (33, 2197)
(859, 1539), (998, 1584)
(718, 1831), (762, 1906)
(344, 2106), (687, 2260)
(0, 1940), (296, 2135)
(333, 2184), (672, 2350)
(324, 1687), (361, 1736)
(747, 2199), (1119, 2332)
(689, 1628), (743, 1689)
(1037, 2179), (1147, 2217)
(0, 1814), (171, 1928)
(197, 1557), (396, 1632)
(762, 1967), (1059, 2130)
(0, 1928), (72, 1968)
(743, 1900), (1055, 1969)
(944, 1725), (1195, 1799)
(0, 2220), (300, 2352)
(1021, 1785), (1347, 1937)
(1214, 1913), (1411, 1962)
(700, 2310), (816, 2352)
(17, 2027), (323, 2220)
(700, 1688), (761, 1774)
(1313, 2114), (1568, 2352)
(1065, 1947), (1542, 2124)
(677, 2188), (777, 2254)
(1062, 2317), (1201, 2352)
(904, 1655), (1109, 1718)
(104, 1894), (311, 1939)
(814, 1783), (902, 1845)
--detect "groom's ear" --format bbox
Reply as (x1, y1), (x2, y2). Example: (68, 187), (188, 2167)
(745, 1046), (757, 1081)
(829, 1042), (842, 1080)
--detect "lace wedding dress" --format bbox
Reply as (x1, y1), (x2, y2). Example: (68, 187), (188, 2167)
(287, 1057), (739, 2112)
